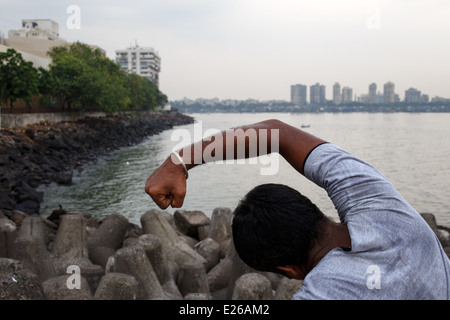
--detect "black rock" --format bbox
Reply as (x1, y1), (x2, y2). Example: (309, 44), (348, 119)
(15, 199), (40, 215)
(51, 171), (73, 185)
(0, 190), (16, 210)
(14, 180), (44, 203)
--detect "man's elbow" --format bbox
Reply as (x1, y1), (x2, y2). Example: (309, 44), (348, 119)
(262, 118), (284, 128)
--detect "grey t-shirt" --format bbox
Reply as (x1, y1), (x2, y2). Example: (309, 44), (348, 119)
(293, 143), (450, 300)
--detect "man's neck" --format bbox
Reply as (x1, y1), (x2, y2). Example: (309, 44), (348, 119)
(307, 221), (351, 272)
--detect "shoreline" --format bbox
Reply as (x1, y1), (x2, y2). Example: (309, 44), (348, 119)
(0, 111), (194, 216)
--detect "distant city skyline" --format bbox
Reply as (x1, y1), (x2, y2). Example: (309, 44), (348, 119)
(291, 81), (438, 105)
(0, 1), (449, 101)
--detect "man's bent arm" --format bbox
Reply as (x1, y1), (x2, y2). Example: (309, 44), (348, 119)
(145, 119), (326, 209)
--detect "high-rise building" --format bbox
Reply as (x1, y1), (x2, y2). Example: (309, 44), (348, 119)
(383, 81), (395, 104)
(405, 88), (421, 103)
(116, 44), (161, 87)
(333, 83), (341, 105)
(358, 94), (370, 104)
(341, 87), (353, 104)
(310, 83), (326, 105)
(368, 83), (377, 104)
(290, 84), (307, 105)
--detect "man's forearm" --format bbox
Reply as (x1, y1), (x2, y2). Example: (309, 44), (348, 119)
(146, 119), (326, 209)
(177, 119), (326, 175)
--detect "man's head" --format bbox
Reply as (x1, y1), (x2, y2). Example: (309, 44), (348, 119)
(232, 183), (328, 277)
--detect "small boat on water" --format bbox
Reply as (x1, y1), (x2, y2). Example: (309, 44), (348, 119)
(301, 124), (311, 128)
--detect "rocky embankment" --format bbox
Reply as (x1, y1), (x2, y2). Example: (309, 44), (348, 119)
(0, 112), (194, 215)
(0, 207), (303, 300)
(0, 207), (449, 300)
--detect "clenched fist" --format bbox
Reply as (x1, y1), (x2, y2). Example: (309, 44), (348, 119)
(145, 155), (187, 209)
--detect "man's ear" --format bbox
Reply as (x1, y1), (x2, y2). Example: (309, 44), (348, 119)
(276, 265), (305, 280)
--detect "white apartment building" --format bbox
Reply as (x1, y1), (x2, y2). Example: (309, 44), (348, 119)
(333, 82), (341, 105)
(9, 19), (59, 40)
(0, 44), (50, 69)
(115, 45), (161, 87)
(3, 19), (106, 70)
(341, 86), (353, 104)
(384, 81), (396, 104)
(290, 84), (307, 105)
(310, 83), (326, 105)
(368, 83), (377, 104)
(4, 19), (67, 62)
(405, 88), (422, 103)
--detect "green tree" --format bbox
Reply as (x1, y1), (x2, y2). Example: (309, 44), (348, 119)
(90, 53), (130, 112)
(0, 48), (39, 110)
(125, 73), (168, 111)
(48, 41), (168, 113)
(126, 74), (148, 110)
(155, 83), (168, 107)
(48, 42), (130, 112)
(48, 46), (87, 111)
(36, 67), (53, 96)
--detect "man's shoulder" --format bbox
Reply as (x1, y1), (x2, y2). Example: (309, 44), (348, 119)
(293, 236), (450, 300)
(293, 248), (366, 299)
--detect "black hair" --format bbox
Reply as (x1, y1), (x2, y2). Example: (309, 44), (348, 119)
(232, 183), (328, 273)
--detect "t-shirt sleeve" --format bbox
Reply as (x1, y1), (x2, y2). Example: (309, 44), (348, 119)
(298, 144), (450, 300)
(303, 143), (409, 223)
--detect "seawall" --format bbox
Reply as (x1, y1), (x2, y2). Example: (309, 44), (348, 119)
(1, 111), (110, 129)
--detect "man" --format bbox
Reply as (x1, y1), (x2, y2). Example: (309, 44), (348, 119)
(145, 119), (450, 299)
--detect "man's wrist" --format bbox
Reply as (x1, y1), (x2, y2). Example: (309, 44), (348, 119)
(178, 146), (201, 171)
(170, 151), (189, 179)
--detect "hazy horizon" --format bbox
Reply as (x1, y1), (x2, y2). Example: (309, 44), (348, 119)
(1, 0), (449, 102)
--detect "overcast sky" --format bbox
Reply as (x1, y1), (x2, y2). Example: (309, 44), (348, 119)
(1, 0), (449, 101)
